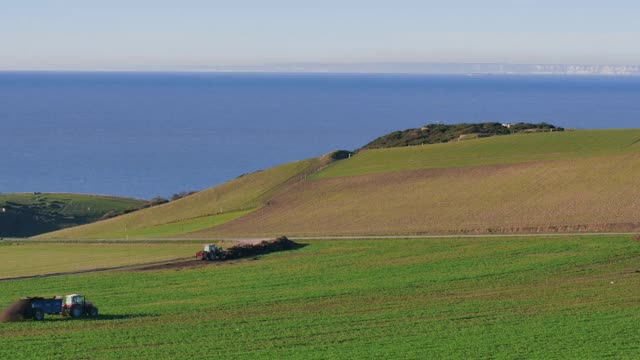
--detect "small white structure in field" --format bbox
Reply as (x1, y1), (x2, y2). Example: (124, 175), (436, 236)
(502, 123), (513, 129)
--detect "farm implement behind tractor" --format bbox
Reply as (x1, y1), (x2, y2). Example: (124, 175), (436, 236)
(194, 236), (299, 262)
(7, 294), (99, 321)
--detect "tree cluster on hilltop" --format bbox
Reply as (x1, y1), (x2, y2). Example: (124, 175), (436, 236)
(361, 122), (563, 150)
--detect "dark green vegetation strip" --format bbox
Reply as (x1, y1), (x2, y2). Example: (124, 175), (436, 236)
(362, 122), (562, 150)
(0, 236), (638, 359)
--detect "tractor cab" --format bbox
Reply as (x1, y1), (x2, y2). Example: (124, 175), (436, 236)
(196, 244), (225, 261)
(65, 294), (85, 306)
(61, 294), (98, 318)
(204, 244), (217, 253)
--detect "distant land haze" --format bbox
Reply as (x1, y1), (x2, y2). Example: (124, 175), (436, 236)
(2, 72), (640, 198)
(188, 63), (640, 76)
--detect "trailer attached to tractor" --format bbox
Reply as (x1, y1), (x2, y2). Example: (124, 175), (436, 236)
(22, 294), (98, 321)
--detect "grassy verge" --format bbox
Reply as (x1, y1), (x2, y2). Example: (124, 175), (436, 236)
(0, 235), (638, 359)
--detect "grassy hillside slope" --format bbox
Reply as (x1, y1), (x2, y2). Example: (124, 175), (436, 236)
(39, 157), (328, 239)
(315, 129), (640, 179)
(0, 193), (144, 237)
(1, 236), (638, 358)
(190, 129), (640, 237)
(193, 151), (640, 237)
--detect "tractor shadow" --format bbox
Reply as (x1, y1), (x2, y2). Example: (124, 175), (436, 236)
(1, 314), (154, 323)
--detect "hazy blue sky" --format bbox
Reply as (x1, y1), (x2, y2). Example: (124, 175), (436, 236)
(1, 0), (639, 70)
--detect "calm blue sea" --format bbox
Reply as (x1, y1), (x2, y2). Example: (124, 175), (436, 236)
(1, 72), (639, 199)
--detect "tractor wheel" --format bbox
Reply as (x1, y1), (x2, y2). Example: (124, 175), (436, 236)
(70, 305), (83, 319)
(33, 310), (45, 321)
(89, 307), (98, 317)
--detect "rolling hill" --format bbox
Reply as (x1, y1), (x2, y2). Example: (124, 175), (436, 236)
(0, 193), (145, 237)
(38, 129), (640, 239)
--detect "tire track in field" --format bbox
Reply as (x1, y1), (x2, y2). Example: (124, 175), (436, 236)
(0, 257), (191, 282)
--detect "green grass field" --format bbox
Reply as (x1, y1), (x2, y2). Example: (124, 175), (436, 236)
(1, 235), (638, 359)
(314, 129), (640, 178)
(0, 193), (145, 237)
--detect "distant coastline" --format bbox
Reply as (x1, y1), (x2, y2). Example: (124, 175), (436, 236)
(209, 63), (640, 76)
(2, 62), (640, 76)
